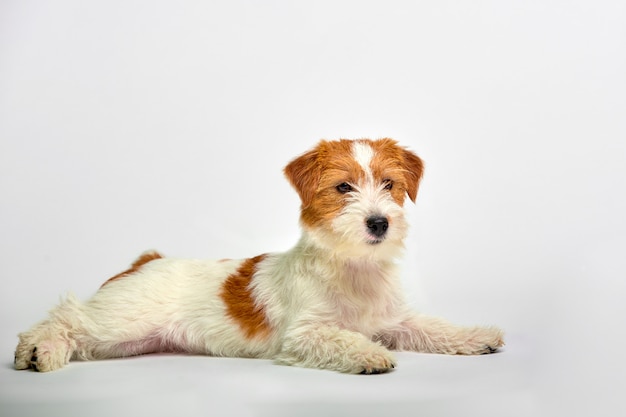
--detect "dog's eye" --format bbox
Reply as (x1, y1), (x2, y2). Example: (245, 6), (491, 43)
(383, 179), (394, 190)
(336, 183), (353, 193)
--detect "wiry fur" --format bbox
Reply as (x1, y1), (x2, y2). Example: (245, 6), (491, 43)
(15, 138), (504, 374)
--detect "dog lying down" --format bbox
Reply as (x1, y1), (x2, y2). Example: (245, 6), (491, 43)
(15, 138), (504, 374)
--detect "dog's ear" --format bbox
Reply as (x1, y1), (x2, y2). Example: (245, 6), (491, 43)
(284, 145), (322, 207)
(402, 148), (424, 203)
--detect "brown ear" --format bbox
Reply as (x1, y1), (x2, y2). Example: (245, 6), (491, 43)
(283, 145), (322, 207)
(402, 148), (424, 203)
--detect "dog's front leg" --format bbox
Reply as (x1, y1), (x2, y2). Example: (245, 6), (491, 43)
(374, 314), (504, 355)
(275, 323), (396, 374)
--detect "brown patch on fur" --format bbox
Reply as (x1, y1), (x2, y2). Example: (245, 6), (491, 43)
(101, 251), (163, 288)
(284, 147), (322, 208)
(370, 138), (424, 204)
(219, 254), (271, 339)
(284, 139), (366, 228)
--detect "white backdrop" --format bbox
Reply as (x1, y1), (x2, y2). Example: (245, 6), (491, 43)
(1, 1), (625, 416)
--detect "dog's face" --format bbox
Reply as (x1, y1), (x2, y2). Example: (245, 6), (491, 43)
(284, 138), (424, 258)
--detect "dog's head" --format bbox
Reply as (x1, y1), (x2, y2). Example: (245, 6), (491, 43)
(284, 138), (424, 258)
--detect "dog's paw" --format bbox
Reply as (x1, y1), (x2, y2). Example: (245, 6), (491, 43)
(15, 336), (71, 372)
(457, 326), (505, 355)
(30, 340), (71, 372)
(14, 338), (35, 370)
(351, 344), (397, 375)
(359, 363), (395, 375)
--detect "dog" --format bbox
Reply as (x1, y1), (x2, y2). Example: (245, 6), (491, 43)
(14, 138), (504, 374)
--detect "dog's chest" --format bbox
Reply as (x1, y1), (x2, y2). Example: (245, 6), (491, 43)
(327, 262), (399, 334)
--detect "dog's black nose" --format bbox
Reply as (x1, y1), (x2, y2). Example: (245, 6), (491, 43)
(366, 216), (389, 238)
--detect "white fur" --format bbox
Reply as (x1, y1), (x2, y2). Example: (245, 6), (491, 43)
(15, 139), (504, 374)
(352, 141), (375, 181)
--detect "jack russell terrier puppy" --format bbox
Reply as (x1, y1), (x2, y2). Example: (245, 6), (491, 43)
(15, 138), (504, 374)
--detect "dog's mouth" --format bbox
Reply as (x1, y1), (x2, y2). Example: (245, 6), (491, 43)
(366, 236), (385, 245)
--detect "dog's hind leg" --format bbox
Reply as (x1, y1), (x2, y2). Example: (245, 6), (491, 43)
(15, 254), (188, 372)
(15, 292), (179, 372)
(15, 294), (84, 372)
